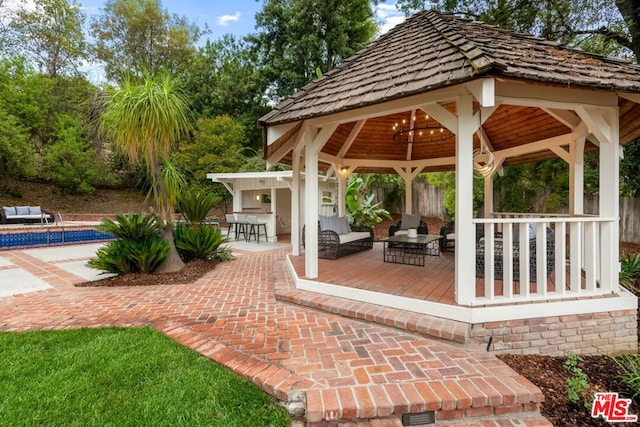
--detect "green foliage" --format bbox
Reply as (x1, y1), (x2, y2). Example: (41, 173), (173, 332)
(621, 139), (640, 197)
(0, 327), (290, 426)
(90, 0), (201, 81)
(184, 36), (270, 151)
(564, 354), (590, 405)
(613, 351), (640, 399)
(95, 212), (163, 240)
(346, 175), (392, 227)
(173, 223), (227, 262)
(0, 107), (35, 186)
(101, 71), (193, 224)
(251, 0), (377, 100)
(9, 0), (87, 77)
(89, 212), (170, 274)
(87, 237), (170, 274)
(494, 160), (569, 213)
(177, 190), (221, 225)
(423, 171), (484, 217)
(620, 253), (640, 292)
(41, 114), (114, 195)
(172, 116), (245, 192)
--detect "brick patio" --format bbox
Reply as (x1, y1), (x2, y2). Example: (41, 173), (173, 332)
(0, 244), (550, 425)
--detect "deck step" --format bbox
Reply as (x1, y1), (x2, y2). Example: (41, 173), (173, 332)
(274, 269), (471, 345)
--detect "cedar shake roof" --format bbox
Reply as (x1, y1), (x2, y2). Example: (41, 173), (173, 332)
(260, 11), (640, 173)
(260, 10), (640, 126)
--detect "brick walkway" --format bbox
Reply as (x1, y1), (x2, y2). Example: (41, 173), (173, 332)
(0, 245), (551, 426)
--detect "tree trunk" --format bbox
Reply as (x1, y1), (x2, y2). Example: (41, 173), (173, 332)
(154, 225), (185, 274)
(148, 153), (184, 273)
(616, 0), (640, 62)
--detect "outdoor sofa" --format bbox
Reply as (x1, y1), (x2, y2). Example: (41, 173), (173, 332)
(476, 225), (555, 280)
(303, 215), (373, 259)
(1, 206), (54, 224)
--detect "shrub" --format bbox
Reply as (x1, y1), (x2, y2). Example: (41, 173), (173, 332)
(174, 223), (226, 262)
(87, 237), (170, 274)
(177, 190), (220, 225)
(564, 354), (589, 406)
(614, 352), (640, 399)
(620, 253), (640, 293)
(96, 212), (163, 240)
(88, 212), (169, 275)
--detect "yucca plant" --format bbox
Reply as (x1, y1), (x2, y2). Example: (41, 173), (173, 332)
(174, 223), (227, 261)
(96, 212), (163, 240)
(177, 190), (220, 226)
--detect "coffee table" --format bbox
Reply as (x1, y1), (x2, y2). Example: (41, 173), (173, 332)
(381, 234), (441, 266)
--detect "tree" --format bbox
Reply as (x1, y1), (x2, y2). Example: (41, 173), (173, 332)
(184, 36), (270, 151)
(100, 71), (193, 273)
(172, 116), (246, 194)
(395, 0), (638, 62)
(0, 107), (35, 191)
(250, 0), (378, 100)
(9, 0), (87, 77)
(90, 0), (201, 81)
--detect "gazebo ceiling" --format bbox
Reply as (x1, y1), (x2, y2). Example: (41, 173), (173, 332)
(260, 11), (640, 174)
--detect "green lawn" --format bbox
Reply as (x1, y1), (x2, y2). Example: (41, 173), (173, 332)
(0, 327), (290, 427)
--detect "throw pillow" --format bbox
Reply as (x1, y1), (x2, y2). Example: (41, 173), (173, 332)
(16, 206), (30, 216)
(400, 213), (421, 230)
(3, 206), (16, 216)
(337, 216), (351, 235)
(319, 215), (332, 232)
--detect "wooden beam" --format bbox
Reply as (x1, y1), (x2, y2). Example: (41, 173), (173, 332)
(266, 121), (299, 145)
(466, 78), (495, 107)
(619, 92), (640, 104)
(576, 105), (613, 145)
(266, 127), (302, 168)
(419, 102), (458, 134)
(496, 81), (618, 109)
(337, 119), (366, 157)
(319, 152), (456, 169)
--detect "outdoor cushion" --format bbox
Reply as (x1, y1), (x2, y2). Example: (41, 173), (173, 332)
(319, 215), (351, 235)
(3, 206), (16, 216)
(15, 206), (30, 216)
(400, 213), (421, 229)
(338, 231), (371, 244)
(29, 206), (42, 215)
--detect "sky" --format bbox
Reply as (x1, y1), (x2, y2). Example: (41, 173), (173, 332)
(77, 0), (406, 41)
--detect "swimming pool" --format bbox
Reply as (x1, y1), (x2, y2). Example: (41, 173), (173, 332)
(0, 228), (114, 249)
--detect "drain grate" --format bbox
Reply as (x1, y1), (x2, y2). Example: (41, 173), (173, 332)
(402, 411), (436, 425)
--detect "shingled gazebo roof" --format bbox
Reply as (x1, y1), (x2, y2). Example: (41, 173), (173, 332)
(261, 10), (640, 173)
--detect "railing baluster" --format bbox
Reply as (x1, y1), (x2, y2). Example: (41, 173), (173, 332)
(503, 223), (513, 298)
(584, 221), (597, 291)
(555, 222), (566, 294)
(569, 222), (582, 293)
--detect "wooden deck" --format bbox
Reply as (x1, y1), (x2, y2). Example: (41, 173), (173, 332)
(289, 242), (458, 305)
(289, 242), (578, 307)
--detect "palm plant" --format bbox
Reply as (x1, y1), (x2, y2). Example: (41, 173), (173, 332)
(100, 71), (192, 273)
(177, 190), (221, 226)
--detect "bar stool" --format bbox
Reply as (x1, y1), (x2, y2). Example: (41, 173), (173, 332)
(225, 214), (237, 239)
(234, 214), (248, 240)
(246, 215), (268, 243)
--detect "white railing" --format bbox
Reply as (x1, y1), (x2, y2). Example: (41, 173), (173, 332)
(471, 214), (618, 306)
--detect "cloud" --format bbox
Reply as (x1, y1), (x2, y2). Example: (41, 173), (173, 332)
(217, 12), (241, 27)
(375, 2), (405, 34)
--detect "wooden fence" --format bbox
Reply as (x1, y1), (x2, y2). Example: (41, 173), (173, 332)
(401, 184), (640, 243)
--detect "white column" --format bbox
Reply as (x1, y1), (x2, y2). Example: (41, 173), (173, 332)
(304, 128), (320, 278)
(569, 135), (586, 215)
(270, 187), (277, 242)
(405, 178), (412, 214)
(599, 107), (620, 293)
(455, 95), (476, 305)
(291, 148), (302, 256)
(337, 169), (347, 217)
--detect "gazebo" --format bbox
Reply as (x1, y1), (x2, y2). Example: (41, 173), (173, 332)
(259, 11), (640, 354)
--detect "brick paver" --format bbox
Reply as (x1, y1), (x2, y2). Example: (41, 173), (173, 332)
(0, 245), (551, 425)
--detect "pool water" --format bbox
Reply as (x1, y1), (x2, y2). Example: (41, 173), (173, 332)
(0, 229), (114, 249)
